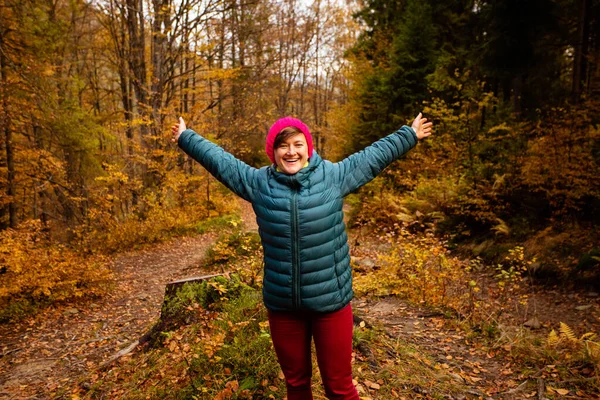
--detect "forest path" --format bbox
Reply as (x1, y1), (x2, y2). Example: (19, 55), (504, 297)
(350, 230), (600, 399)
(0, 200), (256, 399)
(352, 284), (599, 399)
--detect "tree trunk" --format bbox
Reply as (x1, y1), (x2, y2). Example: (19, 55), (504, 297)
(0, 26), (17, 228)
(572, 0), (592, 103)
(126, 0), (149, 136)
(217, 3), (225, 138)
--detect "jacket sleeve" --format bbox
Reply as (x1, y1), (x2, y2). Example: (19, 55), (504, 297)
(333, 126), (418, 196)
(178, 129), (258, 202)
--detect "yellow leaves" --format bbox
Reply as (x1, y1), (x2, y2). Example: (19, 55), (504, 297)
(42, 66), (56, 77)
(203, 331), (226, 360)
(258, 321), (269, 329)
(354, 230), (469, 314)
(559, 322), (577, 342)
(208, 281), (229, 295)
(0, 220), (112, 319)
(202, 68), (241, 81)
(491, 218), (510, 236)
(547, 329), (560, 346)
(95, 163), (129, 185)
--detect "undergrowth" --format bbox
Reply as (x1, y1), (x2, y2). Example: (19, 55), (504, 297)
(81, 279), (284, 399)
(79, 278), (468, 400)
(0, 199), (240, 322)
(350, 192), (600, 396)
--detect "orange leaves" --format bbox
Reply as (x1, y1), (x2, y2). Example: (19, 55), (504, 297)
(214, 379), (242, 400)
(203, 331), (226, 360)
(521, 105), (600, 216)
(0, 220), (112, 320)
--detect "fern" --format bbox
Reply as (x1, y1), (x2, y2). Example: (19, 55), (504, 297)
(559, 322), (577, 342)
(580, 332), (597, 341)
(491, 218), (510, 236)
(585, 341), (600, 359)
(547, 329), (560, 346)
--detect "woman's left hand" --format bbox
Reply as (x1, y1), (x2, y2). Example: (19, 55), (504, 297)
(411, 112), (433, 140)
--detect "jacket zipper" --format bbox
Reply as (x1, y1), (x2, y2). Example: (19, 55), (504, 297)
(290, 178), (301, 309)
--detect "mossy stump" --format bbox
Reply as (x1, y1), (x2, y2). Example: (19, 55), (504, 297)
(140, 274), (225, 347)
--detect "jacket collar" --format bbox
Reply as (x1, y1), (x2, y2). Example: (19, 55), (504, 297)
(269, 152), (322, 187)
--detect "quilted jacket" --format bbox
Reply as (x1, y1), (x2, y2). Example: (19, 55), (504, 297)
(178, 126), (418, 312)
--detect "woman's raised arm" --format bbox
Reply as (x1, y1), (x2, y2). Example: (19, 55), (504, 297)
(172, 117), (259, 202)
(334, 113), (432, 196)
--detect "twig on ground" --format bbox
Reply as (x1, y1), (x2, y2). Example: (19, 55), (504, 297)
(502, 380), (529, 396)
(554, 376), (599, 384)
(98, 340), (139, 371)
(537, 378), (545, 400)
(0, 348), (22, 358)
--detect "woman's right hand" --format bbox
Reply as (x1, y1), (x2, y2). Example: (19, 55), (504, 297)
(171, 117), (187, 143)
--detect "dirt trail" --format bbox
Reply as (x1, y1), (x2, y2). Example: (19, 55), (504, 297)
(353, 297), (506, 398)
(0, 200), (257, 399)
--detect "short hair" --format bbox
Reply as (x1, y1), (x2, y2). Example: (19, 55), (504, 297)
(273, 126), (304, 149)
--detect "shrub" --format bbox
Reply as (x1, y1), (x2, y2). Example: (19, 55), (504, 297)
(353, 230), (472, 316)
(0, 220), (112, 321)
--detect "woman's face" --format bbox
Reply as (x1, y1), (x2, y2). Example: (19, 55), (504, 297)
(274, 133), (308, 175)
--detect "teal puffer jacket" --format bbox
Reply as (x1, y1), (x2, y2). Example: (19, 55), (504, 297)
(178, 126), (417, 312)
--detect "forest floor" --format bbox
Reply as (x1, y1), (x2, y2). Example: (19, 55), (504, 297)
(1, 200), (599, 399)
(350, 230), (600, 399)
(0, 229), (222, 399)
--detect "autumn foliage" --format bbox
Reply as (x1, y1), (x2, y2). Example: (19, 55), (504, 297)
(0, 220), (111, 320)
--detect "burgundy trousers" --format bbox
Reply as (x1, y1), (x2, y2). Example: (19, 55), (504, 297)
(267, 303), (360, 400)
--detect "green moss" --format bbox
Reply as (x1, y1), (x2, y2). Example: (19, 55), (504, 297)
(194, 213), (242, 234)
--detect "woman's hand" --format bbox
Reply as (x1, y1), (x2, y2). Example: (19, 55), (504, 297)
(171, 117), (187, 143)
(411, 112), (433, 140)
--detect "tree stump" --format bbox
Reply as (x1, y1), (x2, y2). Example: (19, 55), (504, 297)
(101, 274), (228, 371)
(164, 274), (224, 297)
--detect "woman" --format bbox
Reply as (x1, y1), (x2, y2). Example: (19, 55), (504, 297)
(171, 114), (432, 399)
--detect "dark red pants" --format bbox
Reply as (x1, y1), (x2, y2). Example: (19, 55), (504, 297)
(268, 303), (360, 400)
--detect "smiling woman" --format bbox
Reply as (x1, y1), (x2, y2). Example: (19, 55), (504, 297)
(170, 113), (432, 399)
(272, 126), (309, 175)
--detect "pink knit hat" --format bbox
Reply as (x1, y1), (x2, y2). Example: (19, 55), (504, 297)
(265, 117), (314, 163)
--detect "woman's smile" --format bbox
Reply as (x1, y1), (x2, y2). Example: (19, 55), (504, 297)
(274, 133), (308, 174)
